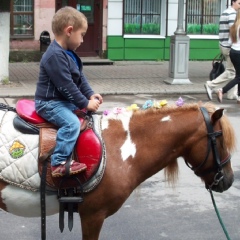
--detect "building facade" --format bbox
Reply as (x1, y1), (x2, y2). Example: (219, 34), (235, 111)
(10, 0), (228, 60)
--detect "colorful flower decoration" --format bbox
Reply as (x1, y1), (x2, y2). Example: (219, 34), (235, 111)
(113, 107), (126, 114)
(176, 97), (184, 107)
(160, 100), (168, 107)
(103, 98), (171, 115)
(103, 110), (110, 116)
(127, 104), (139, 111)
(146, 100), (168, 109)
(153, 101), (161, 108)
(142, 100), (154, 109)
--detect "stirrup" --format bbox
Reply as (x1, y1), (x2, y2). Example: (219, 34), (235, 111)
(58, 176), (84, 232)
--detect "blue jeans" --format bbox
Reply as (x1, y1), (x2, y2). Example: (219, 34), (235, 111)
(35, 100), (80, 166)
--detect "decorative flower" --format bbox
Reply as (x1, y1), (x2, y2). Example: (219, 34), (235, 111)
(127, 104), (139, 111)
(113, 107), (126, 114)
(176, 97), (184, 107)
(103, 110), (110, 116)
(160, 100), (168, 107)
(142, 100), (153, 109)
(153, 101), (161, 108)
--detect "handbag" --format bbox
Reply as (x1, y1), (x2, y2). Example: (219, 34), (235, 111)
(209, 53), (225, 80)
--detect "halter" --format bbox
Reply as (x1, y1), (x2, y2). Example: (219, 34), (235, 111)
(185, 107), (231, 189)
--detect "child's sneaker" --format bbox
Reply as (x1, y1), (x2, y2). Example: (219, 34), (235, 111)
(51, 160), (87, 177)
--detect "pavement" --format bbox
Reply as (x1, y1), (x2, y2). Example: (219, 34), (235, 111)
(4, 60), (212, 98)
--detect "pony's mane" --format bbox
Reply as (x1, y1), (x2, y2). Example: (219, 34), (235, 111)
(133, 102), (199, 116)
(134, 101), (236, 186)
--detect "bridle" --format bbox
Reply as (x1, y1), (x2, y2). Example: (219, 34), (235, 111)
(185, 107), (231, 189)
(186, 107), (232, 240)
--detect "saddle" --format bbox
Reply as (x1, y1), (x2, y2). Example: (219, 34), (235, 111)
(15, 99), (103, 190)
(14, 99), (104, 237)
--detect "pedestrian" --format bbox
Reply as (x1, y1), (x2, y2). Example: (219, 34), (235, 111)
(216, 9), (240, 102)
(34, 7), (103, 177)
(204, 0), (240, 100)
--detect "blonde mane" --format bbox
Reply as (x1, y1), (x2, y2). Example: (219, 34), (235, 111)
(133, 102), (199, 116)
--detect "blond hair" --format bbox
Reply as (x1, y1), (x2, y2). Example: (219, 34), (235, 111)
(230, 9), (240, 43)
(52, 6), (87, 35)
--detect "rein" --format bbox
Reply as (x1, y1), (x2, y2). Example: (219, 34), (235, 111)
(187, 107), (232, 240)
(201, 106), (232, 240)
(209, 188), (231, 240)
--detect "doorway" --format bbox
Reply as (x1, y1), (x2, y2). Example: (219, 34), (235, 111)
(56, 0), (102, 57)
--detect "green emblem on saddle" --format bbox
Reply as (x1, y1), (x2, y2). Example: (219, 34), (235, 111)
(9, 140), (25, 159)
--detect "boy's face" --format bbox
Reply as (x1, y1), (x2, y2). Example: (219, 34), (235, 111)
(65, 21), (88, 51)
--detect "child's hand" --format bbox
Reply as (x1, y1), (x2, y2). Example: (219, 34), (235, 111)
(86, 99), (100, 112)
(90, 94), (103, 104)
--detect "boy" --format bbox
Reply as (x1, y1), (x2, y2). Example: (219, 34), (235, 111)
(35, 7), (103, 177)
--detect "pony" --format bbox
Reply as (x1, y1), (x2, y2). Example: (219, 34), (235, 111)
(0, 101), (236, 240)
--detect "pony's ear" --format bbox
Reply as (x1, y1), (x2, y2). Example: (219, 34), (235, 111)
(211, 108), (224, 125)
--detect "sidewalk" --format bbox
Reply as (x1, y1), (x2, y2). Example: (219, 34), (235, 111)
(4, 61), (212, 98)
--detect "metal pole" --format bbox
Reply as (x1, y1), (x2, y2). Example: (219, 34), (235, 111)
(174, 0), (186, 35)
(166, 0), (191, 84)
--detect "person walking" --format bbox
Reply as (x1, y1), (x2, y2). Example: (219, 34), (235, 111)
(204, 0), (240, 100)
(216, 9), (240, 103)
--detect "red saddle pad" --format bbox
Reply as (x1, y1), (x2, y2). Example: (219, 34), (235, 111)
(16, 99), (46, 124)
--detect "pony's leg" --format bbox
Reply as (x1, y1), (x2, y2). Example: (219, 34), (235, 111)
(80, 213), (105, 240)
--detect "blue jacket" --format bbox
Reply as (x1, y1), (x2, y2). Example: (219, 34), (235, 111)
(35, 40), (94, 109)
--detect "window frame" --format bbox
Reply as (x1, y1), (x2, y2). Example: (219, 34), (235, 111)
(123, 0), (165, 37)
(10, 0), (34, 39)
(185, 0), (223, 36)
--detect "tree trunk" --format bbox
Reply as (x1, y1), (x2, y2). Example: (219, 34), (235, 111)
(0, 1), (10, 83)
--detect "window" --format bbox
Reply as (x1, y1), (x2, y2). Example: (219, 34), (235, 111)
(124, 0), (161, 35)
(186, 0), (221, 35)
(10, 0), (34, 38)
(58, 0), (94, 23)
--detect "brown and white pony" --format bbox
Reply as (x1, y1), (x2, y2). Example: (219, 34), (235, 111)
(0, 102), (236, 240)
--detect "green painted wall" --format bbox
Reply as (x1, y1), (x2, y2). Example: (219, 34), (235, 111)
(189, 39), (220, 60)
(107, 36), (220, 61)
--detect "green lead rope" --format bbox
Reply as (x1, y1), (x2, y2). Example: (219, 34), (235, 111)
(209, 189), (231, 240)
